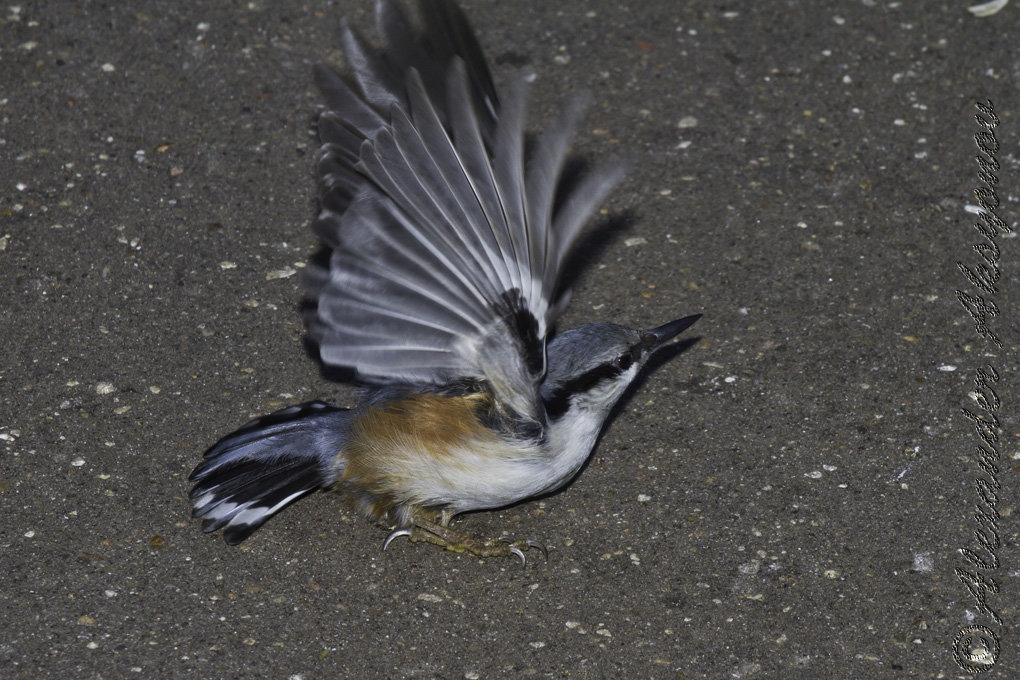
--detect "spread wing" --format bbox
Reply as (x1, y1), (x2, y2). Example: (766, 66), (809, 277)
(305, 0), (625, 421)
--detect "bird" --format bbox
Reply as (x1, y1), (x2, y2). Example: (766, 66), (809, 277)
(188, 0), (701, 563)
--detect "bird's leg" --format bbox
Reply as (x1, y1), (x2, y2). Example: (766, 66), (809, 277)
(438, 507), (455, 527)
(412, 516), (547, 563)
(383, 511), (546, 563)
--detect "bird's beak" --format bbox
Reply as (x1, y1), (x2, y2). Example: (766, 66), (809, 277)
(643, 314), (702, 351)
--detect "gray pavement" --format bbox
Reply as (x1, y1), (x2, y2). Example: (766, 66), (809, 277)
(2, 1), (1018, 678)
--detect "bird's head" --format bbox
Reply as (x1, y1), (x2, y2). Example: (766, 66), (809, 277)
(540, 314), (701, 422)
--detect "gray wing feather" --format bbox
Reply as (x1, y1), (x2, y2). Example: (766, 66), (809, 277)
(547, 161), (630, 292)
(339, 24), (403, 113)
(487, 78), (530, 303)
(403, 69), (512, 291)
(307, 0), (624, 420)
(444, 60), (516, 291)
(524, 91), (589, 311)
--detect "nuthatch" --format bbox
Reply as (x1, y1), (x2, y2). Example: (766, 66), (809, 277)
(189, 0), (700, 562)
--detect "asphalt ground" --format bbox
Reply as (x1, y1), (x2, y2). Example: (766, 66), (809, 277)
(2, 1), (1018, 678)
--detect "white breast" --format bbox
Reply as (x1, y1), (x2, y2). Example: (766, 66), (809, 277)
(397, 409), (604, 513)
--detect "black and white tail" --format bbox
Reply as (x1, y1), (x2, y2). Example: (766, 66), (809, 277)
(189, 401), (352, 544)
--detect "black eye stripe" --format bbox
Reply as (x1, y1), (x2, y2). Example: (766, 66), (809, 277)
(544, 354), (635, 419)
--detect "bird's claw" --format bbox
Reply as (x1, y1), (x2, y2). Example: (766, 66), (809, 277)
(508, 545), (526, 564)
(382, 528), (412, 551)
(499, 535), (548, 564)
(526, 539), (548, 559)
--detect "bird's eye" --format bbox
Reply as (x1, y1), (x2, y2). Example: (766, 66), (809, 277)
(614, 354), (634, 371)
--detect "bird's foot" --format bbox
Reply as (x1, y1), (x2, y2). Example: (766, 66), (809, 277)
(383, 517), (547, 564)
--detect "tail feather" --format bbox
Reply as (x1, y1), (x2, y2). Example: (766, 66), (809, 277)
(189, 401), (352, 544)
